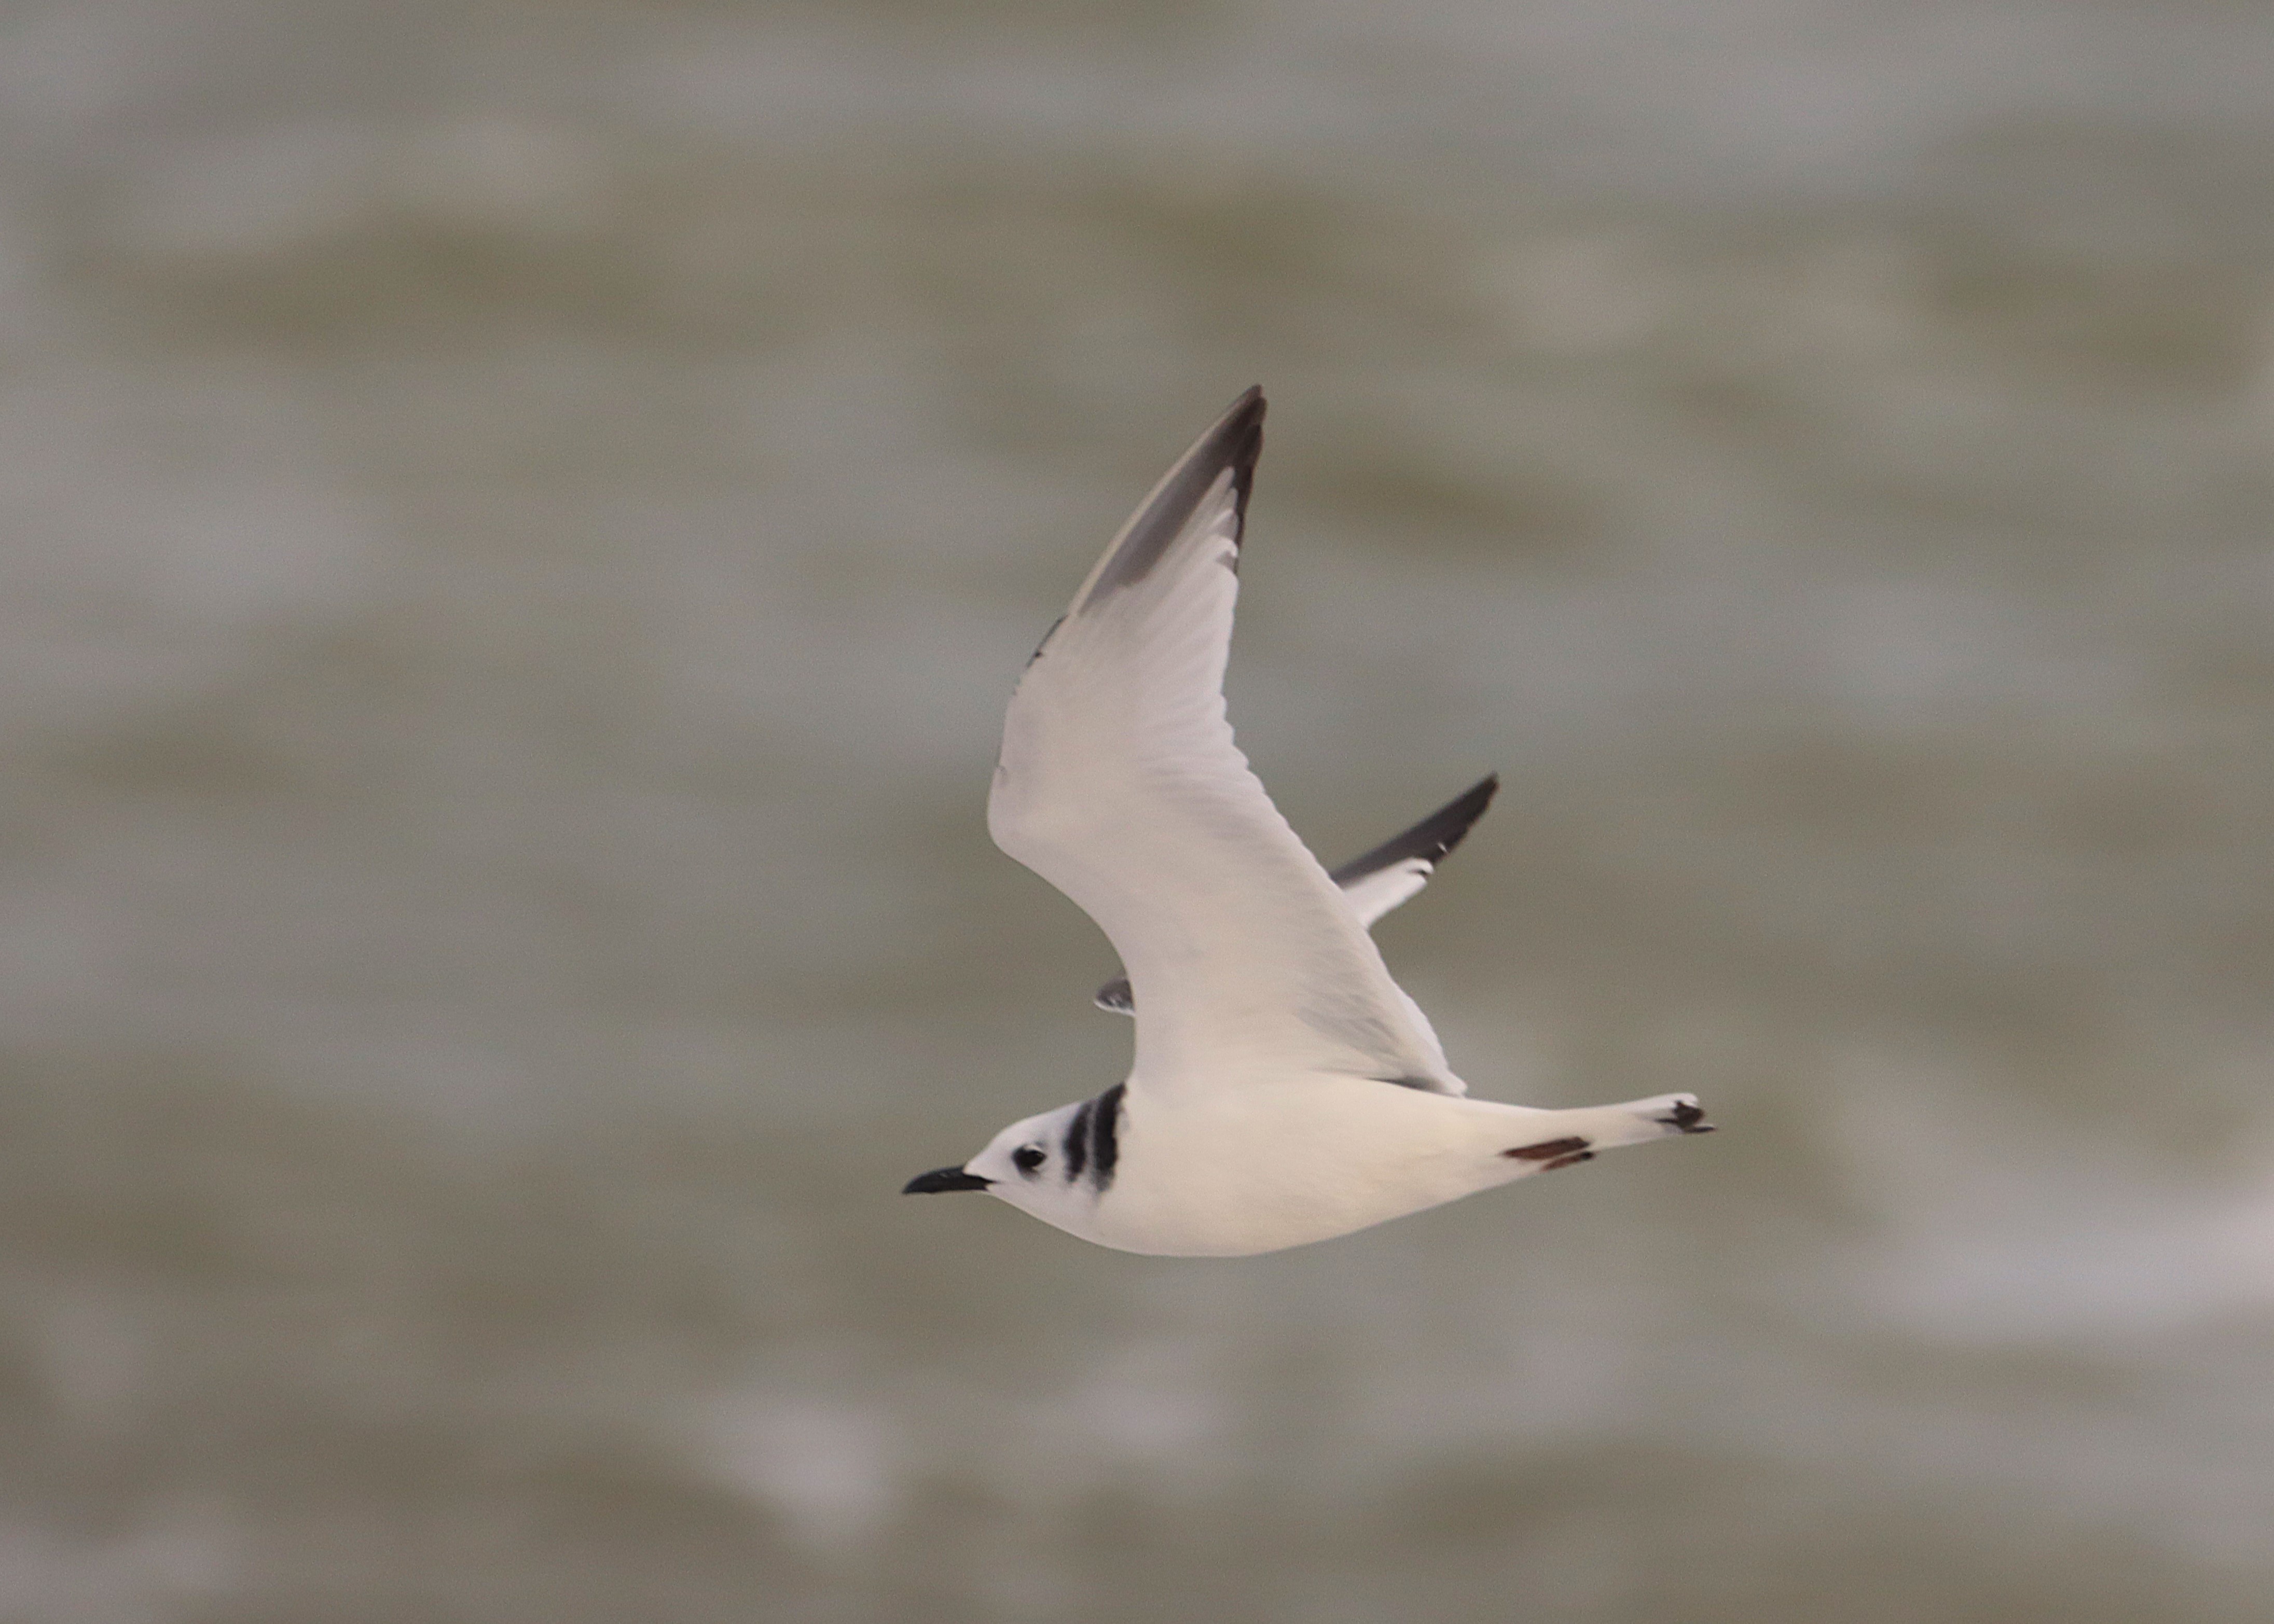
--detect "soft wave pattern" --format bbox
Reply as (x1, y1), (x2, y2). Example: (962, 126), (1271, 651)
(3, 1), (2271, 1620)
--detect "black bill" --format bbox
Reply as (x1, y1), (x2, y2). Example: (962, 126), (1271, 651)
(902, 1165), (992, 1195)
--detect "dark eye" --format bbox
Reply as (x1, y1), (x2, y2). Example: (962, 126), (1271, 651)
(1012, 1144), (1046, 1175)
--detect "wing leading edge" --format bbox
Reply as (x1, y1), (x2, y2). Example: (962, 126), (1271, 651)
(988, 388), (1465, 1097)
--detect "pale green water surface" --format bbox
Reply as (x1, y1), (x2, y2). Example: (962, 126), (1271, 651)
(3, 2), (2272, 1620)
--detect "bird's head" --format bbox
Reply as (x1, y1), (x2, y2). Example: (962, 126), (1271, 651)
(902, 1100), (1099, 1229)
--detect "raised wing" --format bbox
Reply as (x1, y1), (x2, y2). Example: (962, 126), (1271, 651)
(990, 388), (1465, 1096)
(1092, 773), (1498, 1015)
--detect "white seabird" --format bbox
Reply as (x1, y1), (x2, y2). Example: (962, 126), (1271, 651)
(905, 388), (1712, 1255)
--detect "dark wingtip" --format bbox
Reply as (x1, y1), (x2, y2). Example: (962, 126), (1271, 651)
(1327, 772), (1501, 887)
(1221, 385), (1266, 531)
(1084, 388), (1267, 602)
(1093, 976), (1135, 1015)
(1184, 385), (1267, 544)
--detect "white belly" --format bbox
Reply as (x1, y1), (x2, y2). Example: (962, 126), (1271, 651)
(1062, 1074), (1562, 1257)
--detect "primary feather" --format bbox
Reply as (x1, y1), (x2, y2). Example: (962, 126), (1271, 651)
(988, 388), (1463, 1096)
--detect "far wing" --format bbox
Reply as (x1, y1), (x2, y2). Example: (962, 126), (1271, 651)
(990, 388), (1464, 1097)
(1092, 773), (1498, 1016)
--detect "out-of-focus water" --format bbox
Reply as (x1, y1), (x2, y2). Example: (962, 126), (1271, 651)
(3, 1), (2272, 1619)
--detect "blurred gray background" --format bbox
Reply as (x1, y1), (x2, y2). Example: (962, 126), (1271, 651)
(3, 1), (2271, 1620)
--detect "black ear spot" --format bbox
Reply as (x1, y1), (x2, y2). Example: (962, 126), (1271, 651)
(1012, 1144), (1046, 1175)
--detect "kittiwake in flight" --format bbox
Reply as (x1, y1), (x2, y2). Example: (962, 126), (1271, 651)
(904, 388), (1712, 1255)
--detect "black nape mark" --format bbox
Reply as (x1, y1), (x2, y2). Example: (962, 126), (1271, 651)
(1542, 1150), (1594, 1171)
(1088, 1082), (1125, 1189)
(1504, 1135), (1590, 1162)
(1063, 1096), (1094, 1182)
(1055, 1083), (1128, 1192)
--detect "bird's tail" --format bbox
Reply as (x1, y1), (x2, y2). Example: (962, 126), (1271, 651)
(1498, 1092), (1713, 1171)
(1604, 1091), (1714, 1146)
